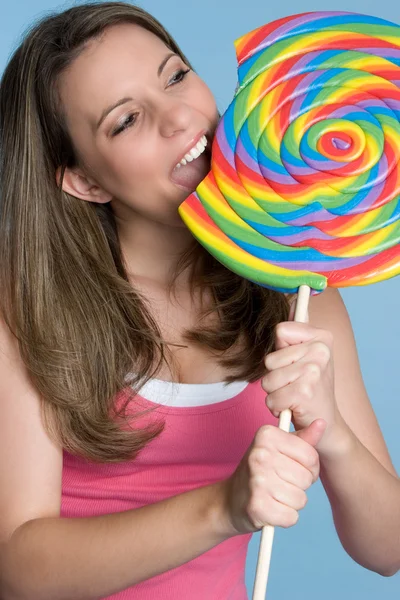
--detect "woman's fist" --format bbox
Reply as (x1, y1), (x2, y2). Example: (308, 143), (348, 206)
(262, 322), (341, 452)
(224, 419), (326, 535)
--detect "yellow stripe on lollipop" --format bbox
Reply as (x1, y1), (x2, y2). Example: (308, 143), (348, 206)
(182, 203), (309, 279)
(344, 54), (400, 72)
(328, 221), (398, 257)
(197, 179), (257, 231)
(332, 208), (387, 237)
(212, 164), (267, 214)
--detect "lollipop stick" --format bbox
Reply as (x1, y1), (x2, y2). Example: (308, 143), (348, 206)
(252, 284), (311, 600)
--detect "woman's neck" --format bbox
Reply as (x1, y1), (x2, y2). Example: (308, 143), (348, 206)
(116, 212), (197, 288)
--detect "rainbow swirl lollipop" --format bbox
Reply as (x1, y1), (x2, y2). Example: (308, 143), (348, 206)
(179, 11), (400, 294)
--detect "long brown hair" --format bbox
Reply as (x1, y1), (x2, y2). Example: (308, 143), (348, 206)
(0, 2), (289, 462)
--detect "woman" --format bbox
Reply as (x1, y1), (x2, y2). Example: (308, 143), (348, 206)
(0, 3), (399, 599)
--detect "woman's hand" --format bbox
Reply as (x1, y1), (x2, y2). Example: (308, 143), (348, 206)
(223, 420), (326, 535)
(262, 321), (347, 455)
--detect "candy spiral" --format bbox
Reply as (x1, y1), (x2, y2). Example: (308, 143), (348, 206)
(179, 11), (400, 293)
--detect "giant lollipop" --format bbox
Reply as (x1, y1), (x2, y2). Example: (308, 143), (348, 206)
(178, 10), (400, 600)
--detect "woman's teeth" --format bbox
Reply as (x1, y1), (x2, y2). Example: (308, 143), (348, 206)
(175, 135), (208, 169)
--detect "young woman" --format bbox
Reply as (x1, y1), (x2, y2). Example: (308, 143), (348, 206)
(0, 3), (399, 599)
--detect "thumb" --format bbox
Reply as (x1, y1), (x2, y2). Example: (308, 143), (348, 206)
(294, 419), (327, 448)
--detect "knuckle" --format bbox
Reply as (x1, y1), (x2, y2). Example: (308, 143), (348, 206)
(256, 424), (275, 446)
(312, 466), (321, 483)
(248, 497), (270, 525)
(298, 491), (308, 510)
(281, 509), (299, 529)
(265, 394), (274, 410)
(303, 362), (321, 380)
(275, 322), (286, 339)
(294, 404), (307, 419)
(249, 473), (267, 492)
(261, 376), (268, 393)
(303, 471), (314, 489)
(308, 449), (320, 469)
(264, 354), (274, 371)
(312, 341), (331, 364)
(261, 373), (273, 393)
(298, 381), (313, 400)
(249, 448), (268, 470)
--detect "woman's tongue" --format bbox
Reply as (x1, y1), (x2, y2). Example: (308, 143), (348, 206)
(170, 152), (210, 193)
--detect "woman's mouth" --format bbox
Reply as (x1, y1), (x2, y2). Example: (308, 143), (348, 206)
(174, 135), (208, 168)
(170, 135), (211, 193)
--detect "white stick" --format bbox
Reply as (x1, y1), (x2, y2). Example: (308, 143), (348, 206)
(252, 284), (311, 600)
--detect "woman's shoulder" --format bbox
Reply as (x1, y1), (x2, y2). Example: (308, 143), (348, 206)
(0, 315), (28, 399)
(0, 315), (62, 546)
(0, 314), (44, 399)
(0, 313), (63, 459)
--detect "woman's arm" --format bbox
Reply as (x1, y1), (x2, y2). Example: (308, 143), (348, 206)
(263, 287), (400, 576)
(0, 314), (323, 600)
(309, 288), (400, 576)
(1, 487), (229, 600)
(0, 319), (230, 600)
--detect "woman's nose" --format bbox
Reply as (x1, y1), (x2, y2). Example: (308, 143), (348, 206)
(158, 99), (192, 138)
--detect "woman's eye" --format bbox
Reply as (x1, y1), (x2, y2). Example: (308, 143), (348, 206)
(112, 113), (138, 136)
(168, 68), (191, 86)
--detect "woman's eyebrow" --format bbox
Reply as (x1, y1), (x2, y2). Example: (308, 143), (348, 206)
(157, 52), (177, 77)
(96, 97), (133, 130)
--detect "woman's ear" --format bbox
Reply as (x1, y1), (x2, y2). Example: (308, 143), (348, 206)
(56, 166), (112, 204)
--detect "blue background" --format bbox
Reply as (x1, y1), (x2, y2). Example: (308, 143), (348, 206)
(1, 0), (399, 598)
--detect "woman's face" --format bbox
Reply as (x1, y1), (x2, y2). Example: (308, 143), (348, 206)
(58, 23), (219, 225)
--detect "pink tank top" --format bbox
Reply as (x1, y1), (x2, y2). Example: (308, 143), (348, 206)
(61, 379), (277, 599)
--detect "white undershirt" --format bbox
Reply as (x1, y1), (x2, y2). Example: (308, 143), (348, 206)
(133, 378), (249, 407)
